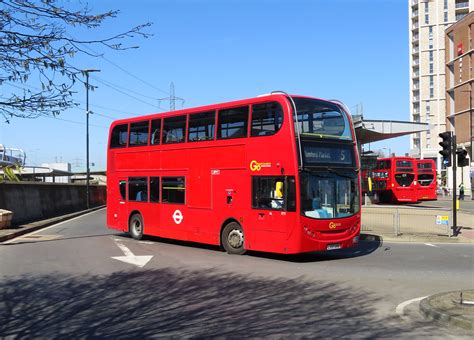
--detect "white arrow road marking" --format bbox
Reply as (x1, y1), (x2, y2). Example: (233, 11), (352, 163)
(425, 243), (437, 247)
(111, 238), (153, 268)
(395, 296), (428, 320)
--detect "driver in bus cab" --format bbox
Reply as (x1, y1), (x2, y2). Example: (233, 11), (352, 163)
(270, 181), (284, 209)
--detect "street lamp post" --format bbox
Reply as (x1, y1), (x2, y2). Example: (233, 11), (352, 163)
(83, 69), (100, 209)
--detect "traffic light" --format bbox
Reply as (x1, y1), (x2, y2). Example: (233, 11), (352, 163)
(439, 131), (452, 167)
(456, 148), (469, 167)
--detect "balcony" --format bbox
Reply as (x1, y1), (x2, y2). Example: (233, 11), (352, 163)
(413, 58), (420, 66)
(412, 22), (419, 30)
(413, 83), (420, 90)
(412, 34), (419, 42)
(413, 70), (420, 77)
(412, 0), (418, 6)
(412, 46), (419, 54)
(413, 96), (420, 102)
(412, 10), (419, 18)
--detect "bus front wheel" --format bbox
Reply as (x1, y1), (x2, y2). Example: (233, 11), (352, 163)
(221, 222), (246, 255)
(129, 213), (144, 240)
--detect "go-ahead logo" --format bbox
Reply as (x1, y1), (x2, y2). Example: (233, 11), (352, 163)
(249, 160), (271, 172)
(329, 222), (341, 229)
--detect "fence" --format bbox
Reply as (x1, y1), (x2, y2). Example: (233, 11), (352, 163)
(361, 206), (453, 237)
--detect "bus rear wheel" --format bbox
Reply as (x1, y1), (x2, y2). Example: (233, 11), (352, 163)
(221, 222), (246, 255)
(129, 213), (144, 240)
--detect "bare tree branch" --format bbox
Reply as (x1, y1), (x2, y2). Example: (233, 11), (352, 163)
(0, 0), (152, 121)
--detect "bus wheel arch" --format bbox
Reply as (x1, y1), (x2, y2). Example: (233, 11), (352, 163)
(129, 211), (144, 240)
(220, 219), (246, 255)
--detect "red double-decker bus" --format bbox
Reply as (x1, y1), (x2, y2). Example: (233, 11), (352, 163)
(371, 157), (418, 203)
(416, 159), (437, 201)
(107, 92), (361, 255)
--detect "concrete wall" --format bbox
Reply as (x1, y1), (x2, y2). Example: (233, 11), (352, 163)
(0, 182), (106, 225)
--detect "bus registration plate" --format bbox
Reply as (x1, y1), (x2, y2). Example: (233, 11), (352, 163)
(327, 243), (341, 250)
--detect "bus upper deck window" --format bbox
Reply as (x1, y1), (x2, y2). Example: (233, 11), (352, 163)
(129, 121), (149, 147)
(150, 119), (162, 145)
(110, 124), (128, 148)
(251, 102), (283, 137)
(217, 106), (249, 139)
(163, 116), (186, 144)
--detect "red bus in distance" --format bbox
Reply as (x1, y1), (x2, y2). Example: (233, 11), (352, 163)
(416, 159), (437, 201)
(106, 93), (361, 255)
(372, 157), (418, 203)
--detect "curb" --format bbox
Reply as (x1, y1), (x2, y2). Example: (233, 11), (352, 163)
(419, 291), (474, 331)
(359, 233), (474, 244)
(0, 206), (105, 243)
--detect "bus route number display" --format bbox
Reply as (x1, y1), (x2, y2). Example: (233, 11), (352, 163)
(303, 145), (353, 165)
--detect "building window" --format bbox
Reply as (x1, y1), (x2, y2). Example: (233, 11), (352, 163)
(251, 102), (284, 137)
(430, 87), (434, 98)
(188, 111), (215, 142)
(217, 106), (249, 139)
(456, 13), (467, 21)
(150, 177), (160, 203)
(429, 75), (434, 86)
(162, 177), (185, 204)
(429, 51), (434, 62)
(426, 101), (430, 113)
(129, 177), (148, 202)
(444, 0), (448, 10)
(162, 116), (186, 144)
(425, 14), (429, 24)
(429, 63), (434, 74)
(110, 124), (128, 148)
(444, 11), (448, 22)
(129, 121), (149, 147)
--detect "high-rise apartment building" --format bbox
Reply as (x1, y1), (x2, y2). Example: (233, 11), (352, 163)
(408, 0), (472, 170)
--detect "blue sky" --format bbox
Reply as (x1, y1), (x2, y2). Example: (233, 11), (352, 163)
(0, 0), (409, 170)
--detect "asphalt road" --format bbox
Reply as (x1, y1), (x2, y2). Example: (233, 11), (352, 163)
(0, 209), (473, 338)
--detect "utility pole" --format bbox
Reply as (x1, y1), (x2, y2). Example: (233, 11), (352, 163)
(158, 82), (185, 111)
(82, 69), (100, 209)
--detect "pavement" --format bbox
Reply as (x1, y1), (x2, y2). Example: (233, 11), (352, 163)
(1, 205), (473, 333)
(420, 290), (474, 331)
(0, 205), (105, 243)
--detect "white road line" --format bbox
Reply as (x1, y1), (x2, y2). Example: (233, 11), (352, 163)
(395, 296), (428, 320)
(425, 243), (437, 247)
(113, 239), (134, 257)
(111, 238), (153, 268)
(2, 208), (106, 244)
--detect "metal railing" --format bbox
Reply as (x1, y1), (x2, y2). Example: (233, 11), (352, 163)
(362, 206), (453, 237)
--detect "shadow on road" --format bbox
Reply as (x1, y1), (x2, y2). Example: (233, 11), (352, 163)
(0, 268), (438, 338)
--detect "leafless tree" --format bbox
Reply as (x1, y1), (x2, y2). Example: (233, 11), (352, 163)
(0, 0), (151, 122)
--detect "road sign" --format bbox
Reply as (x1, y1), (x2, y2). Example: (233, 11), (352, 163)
(436, 215), (449, 225)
